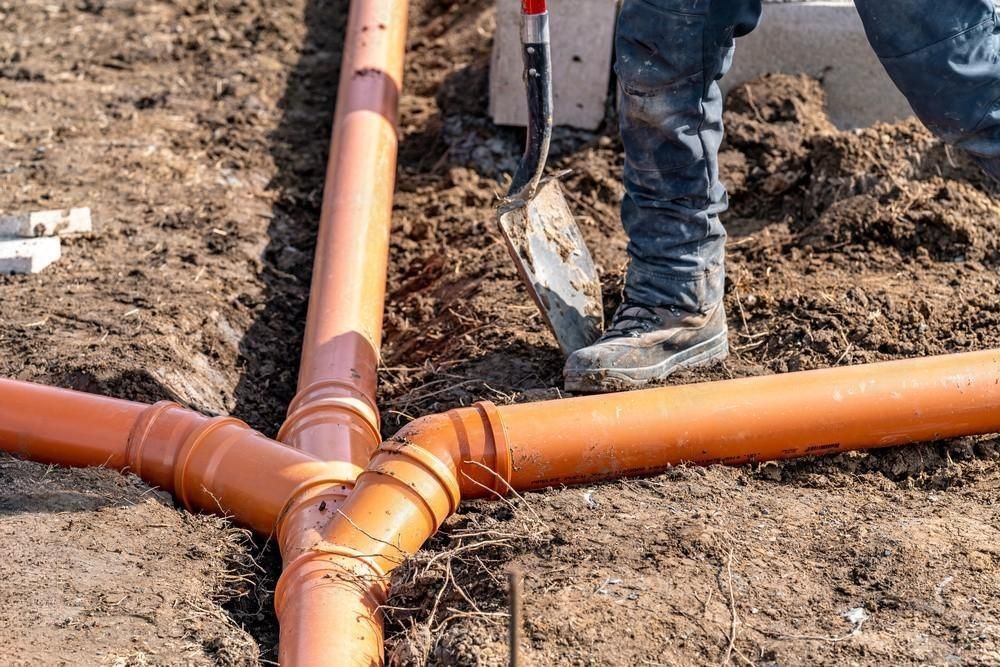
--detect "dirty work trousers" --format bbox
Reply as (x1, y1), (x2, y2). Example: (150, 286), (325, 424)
(618, 0), (1000, 312)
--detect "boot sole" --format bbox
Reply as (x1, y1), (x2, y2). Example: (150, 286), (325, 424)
(564, 330), (729, 393)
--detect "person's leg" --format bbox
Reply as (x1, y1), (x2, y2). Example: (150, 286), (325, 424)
(564, 0), (762, 392)
(855, 0), (1000, 179)
(617, 0), (761, 313)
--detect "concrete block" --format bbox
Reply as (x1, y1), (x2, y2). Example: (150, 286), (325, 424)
(0, 237), (62, 274)
(725, 2), (914, 129)
(490, 0), (617, 130)
(0, 207), (92, 238)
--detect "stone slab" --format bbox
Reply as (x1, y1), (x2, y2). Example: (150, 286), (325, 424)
(490, 0), (617, 130)
(0, 237), (62, 274)
(0, 207), (92, 238)
(489, 1), (914, 131)
(724, 1), (914, 129)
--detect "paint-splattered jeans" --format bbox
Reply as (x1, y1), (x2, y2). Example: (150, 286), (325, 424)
(618, 0), (1000, 312)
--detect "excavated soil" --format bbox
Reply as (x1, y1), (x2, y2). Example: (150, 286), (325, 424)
(1, 1), (998, 665)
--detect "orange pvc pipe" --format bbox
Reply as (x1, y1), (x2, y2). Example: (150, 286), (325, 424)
(0, 376), (147, 469)
(297, 4), (403, 390)
(0, 378), (340, 536)
(10, 0), (1000, 659)
(319, 349), (1000, 665)
(280, 0), (407, 462)
(273, 0), (409, 664)
(502, 347), (1000, 488)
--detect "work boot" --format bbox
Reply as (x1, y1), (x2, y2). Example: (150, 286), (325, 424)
(563, 300), (729, 393)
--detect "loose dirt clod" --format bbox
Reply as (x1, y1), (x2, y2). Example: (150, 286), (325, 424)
(1, 1), (998, 665)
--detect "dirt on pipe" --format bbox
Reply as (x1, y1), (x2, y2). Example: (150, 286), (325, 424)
(1, 0), (998, 665)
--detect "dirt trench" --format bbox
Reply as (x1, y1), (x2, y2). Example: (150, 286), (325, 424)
(1, 1), (998, 665)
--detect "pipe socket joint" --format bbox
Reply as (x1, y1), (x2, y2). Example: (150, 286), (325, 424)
(273, 545), (388, 619)
(126, 401), (328, 536)
(275, 474), (355, 556)
(279, 379), (382, 461)
(126, 401), (226, 503)
(370, 438), (463, 531)
(386, 400), (512, 501)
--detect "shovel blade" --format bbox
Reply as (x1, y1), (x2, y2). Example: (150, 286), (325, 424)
(498, 178), (604, 355)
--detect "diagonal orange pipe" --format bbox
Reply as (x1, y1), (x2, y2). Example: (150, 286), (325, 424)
(315, 349), (1000, 665)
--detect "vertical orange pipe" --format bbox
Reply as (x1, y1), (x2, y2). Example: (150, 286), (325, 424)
(274, 1), (410, 665)
(294, 4), (403, 399)
(275, 0), (409, 552)
(280, 0), (407, 463)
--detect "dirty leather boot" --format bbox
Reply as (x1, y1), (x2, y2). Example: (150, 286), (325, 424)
(563, 300), (729, 393)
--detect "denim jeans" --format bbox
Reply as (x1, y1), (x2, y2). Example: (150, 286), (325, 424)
(617, 0), (1000, 312)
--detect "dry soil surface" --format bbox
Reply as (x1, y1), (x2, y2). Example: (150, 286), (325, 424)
(1, 1), (998, 666)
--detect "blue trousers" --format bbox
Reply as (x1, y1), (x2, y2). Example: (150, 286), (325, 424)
(618, 0), (1000, 311)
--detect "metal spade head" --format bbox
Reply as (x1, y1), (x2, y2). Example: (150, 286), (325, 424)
(497, 176), (604, 355)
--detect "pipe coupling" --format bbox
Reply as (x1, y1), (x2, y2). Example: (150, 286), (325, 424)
(273, 545), (389, 618)
(275, 473), (356, 551)
(371, 438), (462, 530)
(472, 401), (513, 496)
(278, 379), (381, 446)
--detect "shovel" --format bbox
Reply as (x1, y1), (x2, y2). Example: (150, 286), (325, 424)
(497, 0), (604, 356)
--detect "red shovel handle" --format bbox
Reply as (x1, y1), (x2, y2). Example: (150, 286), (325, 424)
(522, 0), (546, 15)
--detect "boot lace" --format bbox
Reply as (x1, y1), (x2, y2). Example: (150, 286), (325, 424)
(602, 300), (673, 339)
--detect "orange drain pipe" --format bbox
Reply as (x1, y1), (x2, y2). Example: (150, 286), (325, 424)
(269, 0), (409, 664)
(0, 378), (337, 536)
(277, 0), (406, 463)
(3, 349), (1000, 663)
(314, 349), (1000, 665)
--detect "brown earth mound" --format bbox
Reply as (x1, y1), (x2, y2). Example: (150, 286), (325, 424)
(1, 1), (998, 665)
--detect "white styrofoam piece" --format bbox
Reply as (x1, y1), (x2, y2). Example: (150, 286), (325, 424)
(0, 207), (93, 238)
(0, 237), (62, 274)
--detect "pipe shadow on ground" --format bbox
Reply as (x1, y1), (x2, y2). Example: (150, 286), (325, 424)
(0, 483), (132, 516)
(0, 448), (174, 517)
(380, 340), (566, 435)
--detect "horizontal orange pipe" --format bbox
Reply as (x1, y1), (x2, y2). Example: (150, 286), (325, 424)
(0, 378), (340, 536)
(0, 376), (147, 469)
(502, 348), (1000, 488)
(272, 0), (410, 664)
(319, 349), (1000, 664)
